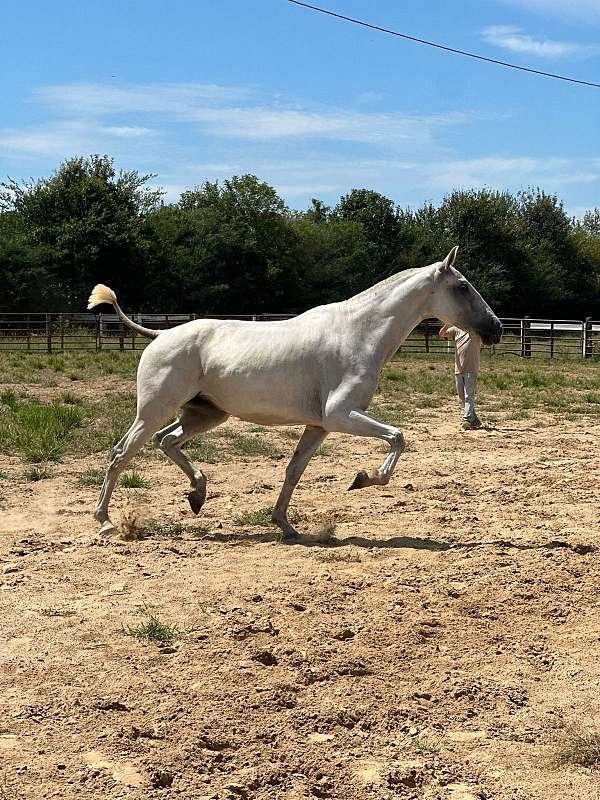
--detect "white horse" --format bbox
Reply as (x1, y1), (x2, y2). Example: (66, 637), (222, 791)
(88, 246), (501, 541)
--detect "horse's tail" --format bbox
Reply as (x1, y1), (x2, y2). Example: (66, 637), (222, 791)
(87, 284), (161, 340)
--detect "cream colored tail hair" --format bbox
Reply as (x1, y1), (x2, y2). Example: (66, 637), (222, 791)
(88, 284), (117, 310)
(86, 284), (160, 339)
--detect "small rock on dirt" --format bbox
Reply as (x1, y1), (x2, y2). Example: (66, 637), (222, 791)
(252, 650), (278, 666)
(151, 770), (174, 788)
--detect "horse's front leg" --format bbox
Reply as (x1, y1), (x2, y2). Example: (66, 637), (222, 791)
(272, 425), (328, 541)
(325, 408), (405, 491)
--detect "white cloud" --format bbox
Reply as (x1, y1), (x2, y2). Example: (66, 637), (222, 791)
(31, 81), (472, 146)
(33, 82), (250, 116)
(423, 155), (600, 191)
(165, 155), (600, 210)
(101, 126), (156, 138)
(3, 80), (598, 214)
(0, 120), (94, 158)
(0, 119), (160, 161)
(482, 25), (587, 57)
(186, 106), (469, 144)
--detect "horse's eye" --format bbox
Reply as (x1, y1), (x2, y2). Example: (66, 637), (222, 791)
(458, 283), (469, 293)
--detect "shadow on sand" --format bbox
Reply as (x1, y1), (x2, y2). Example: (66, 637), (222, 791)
(193, 529), (595, 555)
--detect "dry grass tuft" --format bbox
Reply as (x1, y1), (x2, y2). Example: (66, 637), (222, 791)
(554, 724), (600, 768)
(120, 499), (146, 541)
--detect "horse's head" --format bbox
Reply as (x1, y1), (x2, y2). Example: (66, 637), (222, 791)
(431, 246), (502, 345)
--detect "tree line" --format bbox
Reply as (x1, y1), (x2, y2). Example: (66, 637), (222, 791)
(1, 155), (599, 318)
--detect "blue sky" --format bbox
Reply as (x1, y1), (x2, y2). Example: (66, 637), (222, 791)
(1, 0), (598, 216)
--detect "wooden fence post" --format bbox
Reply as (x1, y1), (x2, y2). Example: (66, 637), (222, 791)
(424, 320), (430, 353)
(95, 314), (102, 351)
(46, 313), (52, 353)
(521, 317), (531, 358)
(584, 317), (592, 358)
(26, 314), (31, 352)
(59, 313), (65, 351)
(549, 321), (554, 359)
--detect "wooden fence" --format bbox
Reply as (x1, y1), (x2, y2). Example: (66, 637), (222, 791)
(0, 312), (598, 359)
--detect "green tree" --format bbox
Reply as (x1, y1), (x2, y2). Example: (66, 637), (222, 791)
(334, 189), (411, 286)
(432, 190), (524, 314)
(170, 175), (301, 312)
(0, 211), (52, 311)
(0, 155), (162, 310)
(517, 190), (596, 317)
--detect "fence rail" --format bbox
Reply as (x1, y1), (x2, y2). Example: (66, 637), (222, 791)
(0, 312), (598, 358)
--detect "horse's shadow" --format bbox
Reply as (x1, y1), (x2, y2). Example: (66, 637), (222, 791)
(196, 529), (451, 551)
(188, 529), (593, 554)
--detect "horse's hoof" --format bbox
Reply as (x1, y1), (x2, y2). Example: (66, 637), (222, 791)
(188, 488), (205, 515)
(280, 531), (300, 544)
(99, 520), (118, 538)
(348, 470), (369, 491)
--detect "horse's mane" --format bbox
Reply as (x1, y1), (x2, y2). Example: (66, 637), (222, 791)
(343, 265), (432, 309)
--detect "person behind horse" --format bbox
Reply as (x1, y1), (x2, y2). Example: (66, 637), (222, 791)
(439, 324), (482, 430)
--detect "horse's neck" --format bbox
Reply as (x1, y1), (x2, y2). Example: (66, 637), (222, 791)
(344, 268), (434, 366)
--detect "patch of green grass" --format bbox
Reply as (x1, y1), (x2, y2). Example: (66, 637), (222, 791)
(278, 427), (302, 440)
(73, 392), (137, 454)
(48, 355), (65, 373)
(0, 398), (84, 463)
(120, 470), (149, 488)
(24, 466), (53, 481)
(383, 368), (407, 383)
(232, 506), (275, 527)
(370, 404), (404, 425)
(410, 736), (441, 755)
(507, 409), (531, 420)
(315, 442), (334, 457)
(78, 468), (105, 487)
(218, 429), (283, 459)
(0, 471), (9, 480)
(124, 612), (178, 644)
(0, 389), (18, 411)
(185, 437), (223, 464)
(141, 519), (188, 538)
(59, 391), (83, 405)
(415, 396), (442, 408)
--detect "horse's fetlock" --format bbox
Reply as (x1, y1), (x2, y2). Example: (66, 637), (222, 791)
(391, 430), (405, 450)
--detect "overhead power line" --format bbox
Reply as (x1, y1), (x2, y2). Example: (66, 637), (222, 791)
(288, 0), (600, 89)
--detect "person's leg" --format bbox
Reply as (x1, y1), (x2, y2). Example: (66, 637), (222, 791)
(463, 372), (480, 425)
(455, 374), (466, 419)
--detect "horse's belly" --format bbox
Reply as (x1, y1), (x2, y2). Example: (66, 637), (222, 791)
(200, 374), (323, 427)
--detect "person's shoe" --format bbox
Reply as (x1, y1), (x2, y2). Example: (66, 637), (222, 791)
(461, 418), (482, 431)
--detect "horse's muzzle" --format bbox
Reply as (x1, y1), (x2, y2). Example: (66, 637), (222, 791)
(480, 318), (503, 346)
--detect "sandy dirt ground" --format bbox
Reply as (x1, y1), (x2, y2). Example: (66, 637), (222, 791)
(1, 378), (599, 800)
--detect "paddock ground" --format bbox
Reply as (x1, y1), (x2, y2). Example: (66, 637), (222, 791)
(0, 354), (599, 799)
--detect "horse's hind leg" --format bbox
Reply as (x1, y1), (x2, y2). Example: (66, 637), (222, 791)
(153, 399), (229, 514)
(95, 414), (163, 536)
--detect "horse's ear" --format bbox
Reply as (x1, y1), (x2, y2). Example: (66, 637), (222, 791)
(441, 245), (459, 271)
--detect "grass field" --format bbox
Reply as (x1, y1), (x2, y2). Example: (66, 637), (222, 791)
(1, 350), (598, 470)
